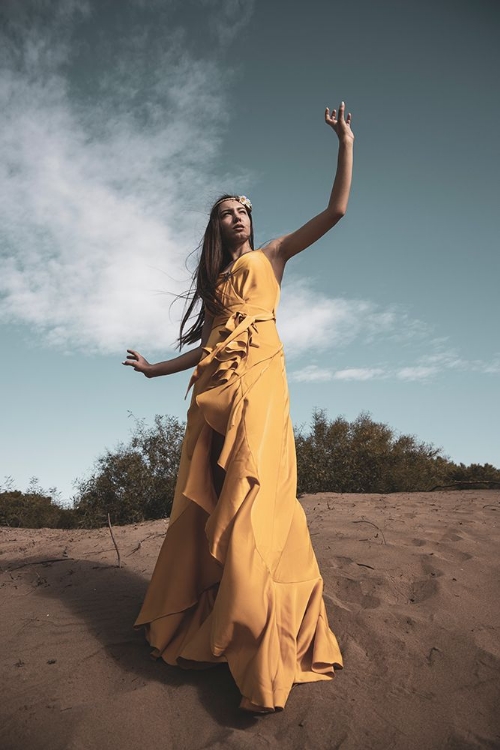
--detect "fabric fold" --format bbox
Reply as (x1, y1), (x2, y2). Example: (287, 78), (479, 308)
(186, 308), (276, 396)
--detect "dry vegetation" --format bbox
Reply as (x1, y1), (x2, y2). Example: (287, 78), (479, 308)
(2, 411), (499, 529)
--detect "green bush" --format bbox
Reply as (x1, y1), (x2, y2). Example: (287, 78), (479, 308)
(0, 490), (79, 529)
(73, 414), (185, 528)
(434, 461), (500, 489)
(295, 410), (451, 494)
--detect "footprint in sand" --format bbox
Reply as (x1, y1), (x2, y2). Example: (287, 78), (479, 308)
(332, 575), (382, 610)
(440, 530), (463, 542)
(434, 545), (473, 563)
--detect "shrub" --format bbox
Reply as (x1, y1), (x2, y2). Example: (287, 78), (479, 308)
(295, 410), (451, 494)
(0, 489), (79, 529)
(73, 414), (184, 527)
(434, 461), (500, 489)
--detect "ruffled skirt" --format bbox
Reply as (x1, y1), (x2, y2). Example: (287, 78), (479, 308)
(134, 313), (343, 710)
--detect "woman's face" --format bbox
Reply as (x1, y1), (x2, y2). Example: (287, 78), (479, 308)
(218, 199), (251, 246)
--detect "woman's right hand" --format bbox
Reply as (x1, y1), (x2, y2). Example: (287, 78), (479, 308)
(325, 101), (354, 144)
(122, 349), (153, 377)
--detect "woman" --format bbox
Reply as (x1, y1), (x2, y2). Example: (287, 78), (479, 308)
(124, 102), (354, 713)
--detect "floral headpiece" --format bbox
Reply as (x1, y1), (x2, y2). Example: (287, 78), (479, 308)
(214, 195), (252, 213)
(237, 195), (252, 212)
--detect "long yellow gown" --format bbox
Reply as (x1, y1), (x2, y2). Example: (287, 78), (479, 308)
(134, 249), (343, 711)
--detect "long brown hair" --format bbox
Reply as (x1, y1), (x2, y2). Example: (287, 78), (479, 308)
(178, 195), (254, 348)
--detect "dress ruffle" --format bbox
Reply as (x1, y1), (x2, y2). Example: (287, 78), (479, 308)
(187, 308), (276, 394)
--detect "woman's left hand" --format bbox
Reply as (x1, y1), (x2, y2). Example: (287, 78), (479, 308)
(325, 101), (354, 143)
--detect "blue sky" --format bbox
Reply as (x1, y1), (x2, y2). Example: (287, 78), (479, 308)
(1, 0), (499, 502)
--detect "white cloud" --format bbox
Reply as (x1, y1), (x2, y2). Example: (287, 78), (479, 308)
(400, 349), (500, 379)
(290, 365), (387, 383)
(0, 1), (249, 355)
(289, 365), (333, 383)
(289, 349), (500, 385)
(396, 366), (439, 381)
(277, 277), (424, 358)
(334, 367), (386, 381)
(482, 359), (500, 374)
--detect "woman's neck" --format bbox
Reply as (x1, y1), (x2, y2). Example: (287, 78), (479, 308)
(227, 240), (253, 261)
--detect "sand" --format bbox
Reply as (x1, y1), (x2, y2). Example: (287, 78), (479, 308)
(1, 490), (499, 750)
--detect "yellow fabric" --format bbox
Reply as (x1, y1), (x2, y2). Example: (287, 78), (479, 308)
(134, 249), (343, 710)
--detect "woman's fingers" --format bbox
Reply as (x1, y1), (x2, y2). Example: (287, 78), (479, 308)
(325, 106), (338, 128)
(122, 349), (141, 366)
(325, 101), (354, 139)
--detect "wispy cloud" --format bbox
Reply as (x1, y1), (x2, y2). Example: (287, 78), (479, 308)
(290, 349), (500, 383)
(201, 0), (256, 45)
(290, 365), (333, 383)
(396, 366), (439, 382)
(291, 365), (386, 383)
(0, 1), (251, 354)
(334, 367), (387, 381)
(277, 277), (427, 357)
(281, 276), (500, 383)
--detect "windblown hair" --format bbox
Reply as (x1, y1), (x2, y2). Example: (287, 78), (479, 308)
(178, 195), (254, 348)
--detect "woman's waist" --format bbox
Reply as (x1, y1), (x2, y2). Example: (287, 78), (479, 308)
(208, 313), (280, 348)
(212, 304), (276, 329)
(187, 311), (282, 395)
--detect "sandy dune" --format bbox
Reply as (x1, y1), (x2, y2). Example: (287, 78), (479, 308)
(1, 490), (499, 750)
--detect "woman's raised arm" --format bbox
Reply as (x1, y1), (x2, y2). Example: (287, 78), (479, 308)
(263, 101), (354, 274)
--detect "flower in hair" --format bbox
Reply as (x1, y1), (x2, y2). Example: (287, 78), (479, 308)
(238, 195), (252, 212)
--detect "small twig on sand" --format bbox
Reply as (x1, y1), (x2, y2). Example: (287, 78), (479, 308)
(126, 531), (165, 557)
(356, 562), (375, 570)
(352, 519), (387, 545)
(107, 513), (121, 568)
(127, 541), (142, 556)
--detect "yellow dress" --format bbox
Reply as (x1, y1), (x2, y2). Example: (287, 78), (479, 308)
(134, 249), (343, 711)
